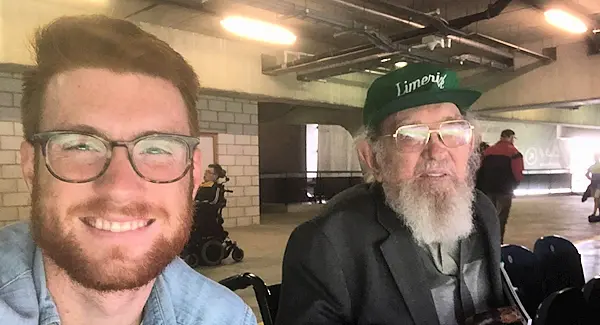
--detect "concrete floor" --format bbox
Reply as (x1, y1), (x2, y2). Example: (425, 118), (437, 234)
(197, 195), (600, 321)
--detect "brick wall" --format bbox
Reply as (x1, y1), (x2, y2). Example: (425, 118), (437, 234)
(197, 96), (260, 227)
(0, 74), (260, 228)
(0, 72), (30, 228)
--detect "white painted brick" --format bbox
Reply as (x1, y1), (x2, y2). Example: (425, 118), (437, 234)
(243, 102), (258, 114)
(226, 197), (238, 207)
(200, 110), (218, 122)
(237, 196), (252, 207)
(2, 165), (22, 178)
(218, 112), (234, 123)
(195, 99), (208, 110)
(13, 123), (23, 136)
(0, 179), (16, 193)
(229, 207), (245, 217)
(235, 113), (251, 124)
(18, 207), (31, 220)
(0, 92), (12, 106)
(17, 179), (28, 192)
(226, 124), (244, 135)
(252, 216), (260, 225)
(228, 187), (244, 197)
(244, 166), (259, 176)
(0, 207), (18, 220)
(3, 193), (30, 206)
(0, 122), (15, 135)
(243, 125), (258, 136)
(252, 176), (260, 186)
(226, 101), (243, 113)
(218, 133), (235, 145)
(199, 122), (210, 130)
(223, 217), (236, 228)
(218, 155), (235, 166)
(15, 151), (20, 164)
(0, 151), (16, 164)
(221, 207), (229, 219)
(251, 156), (259, 166)
(0, 73), (11, 78)
(208, 100), (226, 111)
(243, 145), (259, 156)
(236, 216), (252, 226)
(0, 135), (23, 150)
(250, 136), (258, 146)
(245, 206), (260, 217)
(225, 176), (236, 186)
(236, 176), (252, 186)
(13, 93), (22, 107)
(235, 156), (252, 166)
(251, 114), (258, 125)
(252, 196), (260, 206)
(0, 78), (22, 93)
(208, 122), (226, 131)
(226, 145), (244, 155)
(244, 186), (260, 196)
(228, 166), (245, 176)
(234, 135), (251, 145)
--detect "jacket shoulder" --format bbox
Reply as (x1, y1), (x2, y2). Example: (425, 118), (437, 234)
(0, 223), (36, 289)
(161, 258), (256, 324)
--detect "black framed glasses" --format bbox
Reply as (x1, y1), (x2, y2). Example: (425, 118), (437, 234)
(29, 131), (200, 184)
(383, 120), (474, 153)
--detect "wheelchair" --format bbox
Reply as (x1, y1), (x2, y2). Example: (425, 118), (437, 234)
(181, 177), (245, 267)
(219, 273), (280, 325)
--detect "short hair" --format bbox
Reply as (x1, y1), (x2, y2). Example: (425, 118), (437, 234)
(500, 129), (515, 138)
(21, 15), (200, 141)
(208, 164), (226, 178)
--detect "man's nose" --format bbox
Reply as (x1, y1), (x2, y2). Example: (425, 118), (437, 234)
(423, 132), (449, 160)
(93, 147), (143, 197)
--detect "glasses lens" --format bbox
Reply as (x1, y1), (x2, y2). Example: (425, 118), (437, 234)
(439, 121), (473, 148)
(46, 133), (108, 182)
(395, 125), (430, 152)
(132, 136), (189, 182)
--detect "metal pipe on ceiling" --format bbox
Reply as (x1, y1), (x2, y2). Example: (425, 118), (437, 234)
(472, 33), (554, 61)
(326, 0), (425, 29)
(446, 35), (513, 60)
(263, 0), (514, 75)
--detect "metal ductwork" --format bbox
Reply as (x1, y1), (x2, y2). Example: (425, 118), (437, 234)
(262, 0), (553, 78)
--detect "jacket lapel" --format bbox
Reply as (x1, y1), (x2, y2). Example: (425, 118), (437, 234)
(372, 184), (441, 325)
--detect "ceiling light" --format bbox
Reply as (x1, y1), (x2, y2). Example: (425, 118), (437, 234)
(221, 16), (297, 45)
(395, 61), (408, 68)
(380, 58), (391, 63)
(544, 9), (588, 34)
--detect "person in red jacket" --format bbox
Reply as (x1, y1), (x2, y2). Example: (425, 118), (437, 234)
(477, 129), (524, 242)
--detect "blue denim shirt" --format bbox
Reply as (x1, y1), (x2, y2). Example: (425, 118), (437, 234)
(0, 222), (258, 325)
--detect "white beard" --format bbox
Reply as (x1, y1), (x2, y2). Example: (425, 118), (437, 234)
(382, 178), (475, 245)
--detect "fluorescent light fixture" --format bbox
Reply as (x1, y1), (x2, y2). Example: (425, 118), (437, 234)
(544, 9), (588, 34)
(221, 16), (297, 45)
(364, 69), (386, 75)
(380, 58), (391, 63)
(395, 61), (408, 68)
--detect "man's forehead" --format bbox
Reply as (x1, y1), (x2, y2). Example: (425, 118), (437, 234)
(382, 103), (463, 129)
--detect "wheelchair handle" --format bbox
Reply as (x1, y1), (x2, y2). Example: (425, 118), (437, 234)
(225, 190), (233, 193)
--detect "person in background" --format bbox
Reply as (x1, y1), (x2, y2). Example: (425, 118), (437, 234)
(0, 15), (256, 325)
(585, 154), (600, 222)
(478, 129), (524, 243)
(277, 63), (505, 325)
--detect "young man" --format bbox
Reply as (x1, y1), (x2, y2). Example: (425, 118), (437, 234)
(276, 63), (505, 325)
(0, 16), (256, 325)
(478, 129), (525, 242)
(586, 154), (600, 222)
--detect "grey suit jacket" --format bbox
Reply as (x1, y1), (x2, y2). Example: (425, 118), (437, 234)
(276, 182), (504, 325)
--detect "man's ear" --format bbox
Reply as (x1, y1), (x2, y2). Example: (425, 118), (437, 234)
(191, 148), (202, 199)
(356, 139), (379, 176)
(20, 141), (34, 193)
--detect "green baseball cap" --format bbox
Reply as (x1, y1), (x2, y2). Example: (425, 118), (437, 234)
(363, 63), (481, 129)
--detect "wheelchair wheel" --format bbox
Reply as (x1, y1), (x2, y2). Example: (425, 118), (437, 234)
(184, 253), (200, 269)
(232, 247), (244, 262)
(200, 239), (225, 266)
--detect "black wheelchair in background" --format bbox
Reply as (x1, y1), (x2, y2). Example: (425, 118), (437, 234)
(219, 273), (280, 325)
(181, 177), (244, 267)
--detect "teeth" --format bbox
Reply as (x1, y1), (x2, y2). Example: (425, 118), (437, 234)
(427, 173), (443, 177)
(86, 218), (151, 233)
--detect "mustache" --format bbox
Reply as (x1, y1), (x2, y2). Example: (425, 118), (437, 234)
(67, 197), (169, 220)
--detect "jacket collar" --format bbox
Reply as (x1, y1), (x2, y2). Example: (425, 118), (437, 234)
(371, 183), (504, 324)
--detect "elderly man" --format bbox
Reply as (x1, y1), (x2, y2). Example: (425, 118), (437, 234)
(0, 16), (256, 325)
(276, 63), (504, 325)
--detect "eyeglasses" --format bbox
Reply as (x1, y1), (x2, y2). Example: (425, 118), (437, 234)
(29, 131), (200, 184)
(383, 120), (474, 153)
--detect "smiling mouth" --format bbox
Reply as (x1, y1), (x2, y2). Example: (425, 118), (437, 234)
(81, 217), (155, 233)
